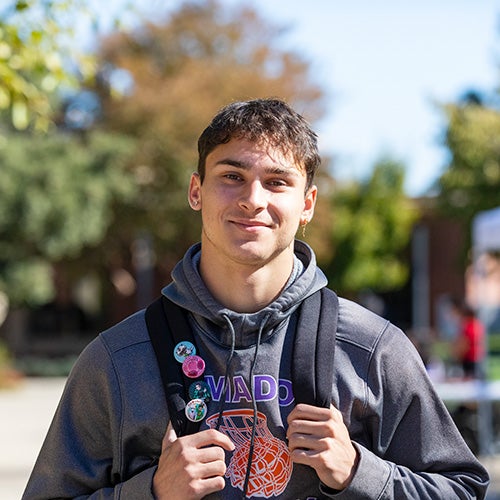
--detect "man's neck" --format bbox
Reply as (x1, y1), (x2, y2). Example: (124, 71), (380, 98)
(199, 251), (295, 314)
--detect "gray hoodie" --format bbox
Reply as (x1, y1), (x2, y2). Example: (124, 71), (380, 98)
(23, 241), (489, 499)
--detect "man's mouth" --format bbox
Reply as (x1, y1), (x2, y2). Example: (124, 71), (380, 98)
(230, 218), (271, 230)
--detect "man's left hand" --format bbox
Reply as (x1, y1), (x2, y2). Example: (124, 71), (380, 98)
(286, 403), (359, 491)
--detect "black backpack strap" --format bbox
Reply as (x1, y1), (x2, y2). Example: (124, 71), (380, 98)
(292, 287), (339, 408)
(145, 296), (203, 436)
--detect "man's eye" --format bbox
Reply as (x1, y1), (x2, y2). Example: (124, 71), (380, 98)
(269, 179), (287, 187)
(224, 173), (241, 181)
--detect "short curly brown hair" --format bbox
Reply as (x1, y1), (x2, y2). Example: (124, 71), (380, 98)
(197, 98), (321, 191)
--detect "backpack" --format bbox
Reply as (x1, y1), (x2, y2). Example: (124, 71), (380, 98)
(145, 287), (339, 437)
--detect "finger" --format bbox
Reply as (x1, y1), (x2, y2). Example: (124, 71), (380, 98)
(167, 428), (235, 454)
(287, 404), (344, 432)
(287, 406), (345, 442)
(162, 425), (235, 456)
(287, 416), (331, 441)
(198, 454), (228, 477)
(287, 403), (332, 423)
(194, 475), (227, 497)
(194, 429), (235, 452)
(329, 404), (345, 422)
(289, 446), (317, 463)
(197, 443), (228, 464)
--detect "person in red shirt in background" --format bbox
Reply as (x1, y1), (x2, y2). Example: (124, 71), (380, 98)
(451, 298), (486, 379)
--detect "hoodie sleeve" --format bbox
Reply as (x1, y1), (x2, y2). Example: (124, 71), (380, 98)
(22, 335), (158, 500)
(330, 324), (489, 500)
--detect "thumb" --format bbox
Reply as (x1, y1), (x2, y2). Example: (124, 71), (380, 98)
(162, 421), (178, 450)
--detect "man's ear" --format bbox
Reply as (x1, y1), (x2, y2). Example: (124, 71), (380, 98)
(188, 172), (202, 210)
(302, 185), (317, 222)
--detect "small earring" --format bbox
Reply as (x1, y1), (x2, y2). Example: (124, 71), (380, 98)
(193, 200), (199, 207)
(300, 220), (308, 238)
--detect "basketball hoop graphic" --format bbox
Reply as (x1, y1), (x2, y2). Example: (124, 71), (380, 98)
(206, 409), (292, 497)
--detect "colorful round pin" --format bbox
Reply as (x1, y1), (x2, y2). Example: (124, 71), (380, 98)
(182, 355), (205, 378)
(189, 380), (211, 402)
(174, 341), (196, 363)
(185, 398), (207, 422)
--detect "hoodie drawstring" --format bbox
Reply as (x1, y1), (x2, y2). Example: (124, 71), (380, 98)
(242, 314), (269, 498)
(215, 314), (236, 432)
(217, 313), (271, 499)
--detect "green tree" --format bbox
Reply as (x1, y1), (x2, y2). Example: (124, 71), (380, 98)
(93, 0), (326, 269)
(0, 131), (136, 305)
(318, 158), (418, 296)
(438, 99), (500, 250)
(0, 0), (136, 132)
(0, 0), (327, 314)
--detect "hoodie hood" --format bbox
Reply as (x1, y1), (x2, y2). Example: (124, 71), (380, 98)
(162, 240), (327, 348)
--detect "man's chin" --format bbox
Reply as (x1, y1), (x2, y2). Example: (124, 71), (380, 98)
(230, 241), (292, 267)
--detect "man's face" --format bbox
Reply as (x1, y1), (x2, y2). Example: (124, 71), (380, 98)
(189, 138), (317, 270)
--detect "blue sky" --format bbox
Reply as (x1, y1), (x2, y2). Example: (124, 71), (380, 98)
(127, 1), (500, 196)
(242, 0), (500, 196)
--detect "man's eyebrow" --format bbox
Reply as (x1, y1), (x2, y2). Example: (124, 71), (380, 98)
(215, 158), (299, 176)
(215, 158), (248, 169)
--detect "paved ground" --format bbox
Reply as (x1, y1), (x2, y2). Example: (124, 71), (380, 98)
(2, 377), (500, 499)
(0, 377), (66, 500)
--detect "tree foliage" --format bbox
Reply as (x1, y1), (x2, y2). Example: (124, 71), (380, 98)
(438, 100), (500, 245)
(0, 132), (136, 305)
(0, 0), (327, 309)
(0, 0), (418, 312)
(93, 0), (326, 265)
(93, 0), (418, 299)
(317, 159), (418, 295)
(0, 0), (139, 132)
(0, 0), (100, 131)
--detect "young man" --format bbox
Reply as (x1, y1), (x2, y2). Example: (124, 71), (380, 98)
(24, 99), (489, 499)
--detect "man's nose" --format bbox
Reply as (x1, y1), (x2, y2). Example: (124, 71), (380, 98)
(238, 181), (267, 211)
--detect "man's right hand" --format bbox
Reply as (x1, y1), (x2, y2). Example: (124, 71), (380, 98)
(153, 423), (235, 500)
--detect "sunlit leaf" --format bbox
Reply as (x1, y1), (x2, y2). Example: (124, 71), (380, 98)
(12, 98), (28, 129)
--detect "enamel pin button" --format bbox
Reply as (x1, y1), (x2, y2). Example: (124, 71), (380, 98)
(182, 355), (205, 378)
(189, 380), (211, 401)
(185, 398), (208, 422)
(174, 341), (196, 363)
